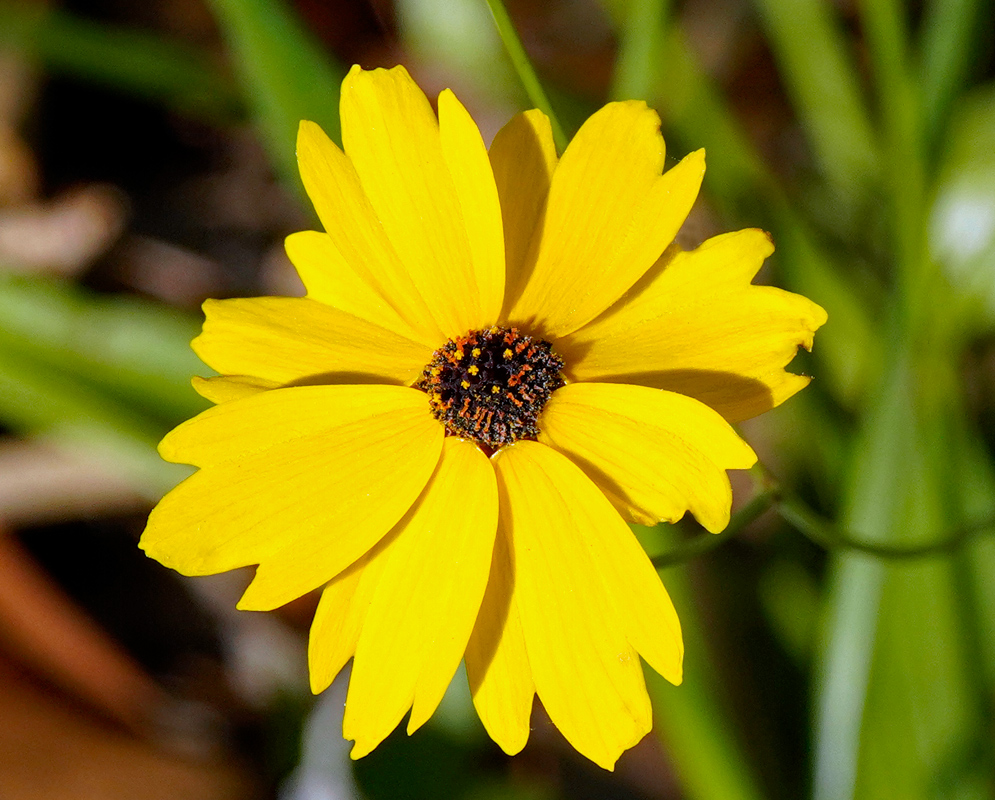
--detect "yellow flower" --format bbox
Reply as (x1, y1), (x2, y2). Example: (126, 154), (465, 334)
(140, 65), (827, 770)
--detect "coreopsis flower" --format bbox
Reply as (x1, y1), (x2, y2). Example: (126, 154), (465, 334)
(141, 65), (826, 770)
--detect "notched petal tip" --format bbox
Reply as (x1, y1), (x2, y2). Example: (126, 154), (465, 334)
(507, 97), (678, 336)
(601, 98), (654, 121)
(809, 302), (830, 332)
(342, 62), (415, 95)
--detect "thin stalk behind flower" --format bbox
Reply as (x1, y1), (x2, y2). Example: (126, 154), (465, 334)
(484, 0), (568, 152)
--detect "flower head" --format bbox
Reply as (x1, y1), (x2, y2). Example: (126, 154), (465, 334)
(141, 65), (826, 770)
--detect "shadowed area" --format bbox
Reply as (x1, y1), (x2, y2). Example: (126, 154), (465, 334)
(562, 369), (778, 423)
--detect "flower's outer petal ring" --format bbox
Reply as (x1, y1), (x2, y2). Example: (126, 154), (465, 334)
(492, 441), (655, 771)
(465, 516), (535, 756)
(193, 297), (433, 388)
(507, 101), (704, 339)
(488, 109), (557, 320)
(297, 120), (443, 342)
(343, 438), (499, 758)
(284, 231), (423, 342)
(558, 229), (829, 423)
(438, 89), (505, 324)
(539, 383), (756, 533)
(341, 65), (489, 337)
(192, 375), (279, 404)
(141, 386), (443, 611)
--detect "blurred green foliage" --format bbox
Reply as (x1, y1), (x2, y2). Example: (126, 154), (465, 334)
(205, 0), (345, 188)
(0, 272), (201, 494)
(0, 0), (242, 122)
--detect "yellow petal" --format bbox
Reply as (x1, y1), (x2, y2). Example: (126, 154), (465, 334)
(507, 102), (703, 338)
(340, 65), (488, 336)
(159, 383), (424, 467)
(308, 557), (365, 694)
(487, 109), (557, 318)
(492, 441), (653, 771)
(438, 89), (504, 324)
(558, 229), (829, 422)
(284, 230), (423, 341)
(297, 119), (442, 341)
(193, 297), (433, 387)
(465, 520), (535, 756)
(502, 436), (684, 686)
(192, 375), (279, 404)
(539, 383), (756, 533)
(308, 540), (393, 694)
(343, 438), (498, 757)
(141, 386), (443, 610)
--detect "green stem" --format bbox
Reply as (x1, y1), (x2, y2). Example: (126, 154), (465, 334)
(649, 486), (995, 568)
(483, 0), (568, 151)
(778, 497), (995, 559)
(650, 489), (777, 567)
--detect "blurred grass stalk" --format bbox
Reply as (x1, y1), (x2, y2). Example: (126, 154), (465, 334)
(483, 0), (567, 151)
(204, 0), (345, 192)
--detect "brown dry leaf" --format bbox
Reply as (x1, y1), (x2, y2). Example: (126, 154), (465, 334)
(0, 531), (162, 732)
(0, 439), (146, 527)
(0, 653), (255, 800)
(0, 185), (127, 276)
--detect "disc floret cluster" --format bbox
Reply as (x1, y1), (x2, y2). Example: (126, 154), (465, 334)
(417, 325), (565, 449)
